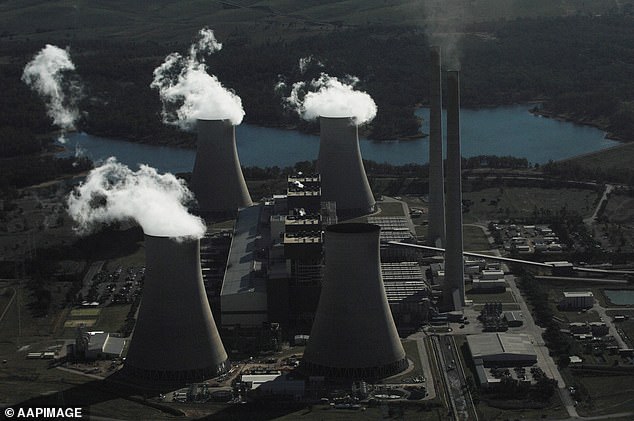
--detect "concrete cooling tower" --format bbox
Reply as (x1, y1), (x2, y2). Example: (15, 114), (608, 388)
(427, 46), (446, 247)
(191, 119), (252, 216)
(316, 117), (375, 219)
(301, 223), (407, 380)
(123, 234), (229, 383)
(444, 70), (465, 310)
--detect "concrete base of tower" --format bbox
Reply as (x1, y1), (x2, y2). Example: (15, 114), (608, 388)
(120, 359), (230, 386)
(299, 357), (408, 382)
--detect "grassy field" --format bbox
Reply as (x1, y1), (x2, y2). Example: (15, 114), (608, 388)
(70, 308), (102, 318)
(563, 142), (634, 172)
(466, 289), (515, 304)
(463, 225), (491, 251)
(575, 375), (634, 417)
(92, 305), (131, 333)
(463, 186), (599, 222)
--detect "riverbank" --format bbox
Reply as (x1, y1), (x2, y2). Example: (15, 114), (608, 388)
(529, 107), (629, 143)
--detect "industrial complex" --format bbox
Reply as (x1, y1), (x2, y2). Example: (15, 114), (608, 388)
(4, 39), (634, 421)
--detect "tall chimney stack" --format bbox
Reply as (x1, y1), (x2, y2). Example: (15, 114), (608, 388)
(444, 70), (465, 310)
(191, 119), (252, 217)
(317, 117), (375, 219)
(427, 46), (446, 247)
(123, 234), (229, 383)
(301, 223), (407, 380)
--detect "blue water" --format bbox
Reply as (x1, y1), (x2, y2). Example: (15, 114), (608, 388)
(62, 105), (617, 173)
(604, 290), (634, 306)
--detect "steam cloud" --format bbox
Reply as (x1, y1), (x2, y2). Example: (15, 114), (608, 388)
(298, 55), (324, 74)
(21, 44), (83, 143)
(151, 28), (244, 130)
(421, 3), (465, 69)
(284, 73), (377, 125)
(67, 158), (206, 239)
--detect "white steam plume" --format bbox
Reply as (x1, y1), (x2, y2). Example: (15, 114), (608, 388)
(284, 73), (377, 125)
(421, 3), (465, 69)
(151, 27), (244, 130)
(67, 158), (206, 239)
(298, 55), (323, 74)
(22, 44), (83, 143)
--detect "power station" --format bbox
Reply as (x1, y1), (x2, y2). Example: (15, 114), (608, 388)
(190, 119), (252, 217)
(301, 223), (407, 380)
(317, 116), (375, 218)
(123, 234), (229, 383)
(427, 46), (446, 247)
(444, 70), (466, 310)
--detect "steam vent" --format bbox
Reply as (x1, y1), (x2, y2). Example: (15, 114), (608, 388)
(123, 234), (229, 383)
(191, 119), (252, 217)
(301, 223), (407, 380)
(316, 117), (375, 219)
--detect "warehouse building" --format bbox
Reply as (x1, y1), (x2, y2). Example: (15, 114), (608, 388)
(559, 291), (594, 310)
(467, 333), (537, 367)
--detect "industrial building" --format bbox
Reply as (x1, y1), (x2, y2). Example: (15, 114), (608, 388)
(190, 119), (252, 216)
(559, 291), (594, 310)
(220, 204), (268, 328)
(301, 223), (407, 380)
(467, 333), (538, 367)
(123, 235), (229, 383)
(472, 269), (507, 291)
(240, 371), (305, 399)
(381, 262), (430, 325)
(74, 329), (126, 360)
(317, 116), (375, 218)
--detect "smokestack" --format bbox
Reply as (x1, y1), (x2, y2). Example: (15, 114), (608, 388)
(444, 70), (465, 310)
(317, 117), (375, 219)
(123, 234), (229, 383)
(191, 119), (252, 216)
(427, 46), (446, 247)
(301, 223), (407, 380)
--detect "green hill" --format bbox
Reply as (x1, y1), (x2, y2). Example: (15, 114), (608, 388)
(0, 0), (625, 42)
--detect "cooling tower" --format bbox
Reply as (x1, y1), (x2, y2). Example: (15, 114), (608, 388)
(316, 117), (375, 219)
(444, 71), (465, 310)
(123, 234), (229, 383)
(191, 119), (252, 216)
(301, 223), (407, 380)
(428, 46), (446, 247)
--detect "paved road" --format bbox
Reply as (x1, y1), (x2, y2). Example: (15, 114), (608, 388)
(506, 274), (579, 418)
(592, 302), (629, 349)
(584, 184), (614, 226)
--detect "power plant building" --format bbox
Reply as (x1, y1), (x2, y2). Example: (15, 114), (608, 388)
(220, 204), (268, 327)
(124, 234), (229, 383)
(467, 333), (537, 367)
(317, 117), (375, 219)
(301, 223), (407, 380)
(191, 119), (252, 217)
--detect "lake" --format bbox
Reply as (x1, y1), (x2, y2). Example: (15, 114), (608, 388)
(62, 105), (618, 173)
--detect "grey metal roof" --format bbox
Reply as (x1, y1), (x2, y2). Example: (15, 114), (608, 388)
(221, 205), (266, 297)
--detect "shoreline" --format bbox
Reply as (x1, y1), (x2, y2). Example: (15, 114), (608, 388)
(528, 108), (628, 143)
